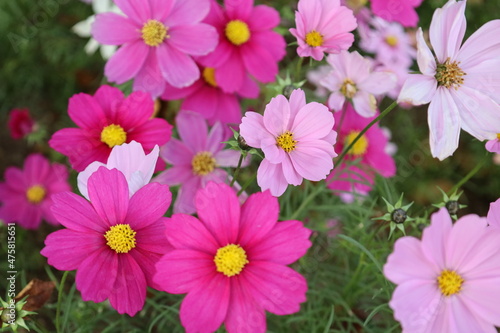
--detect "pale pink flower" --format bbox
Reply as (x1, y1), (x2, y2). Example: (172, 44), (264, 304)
(398, 0), (500, 160)
(384, 208), (500, 332)
(487, 198), (500, 229)
(289, 0), (357, 61)
(485, 135), (500, 154)
(370, 0), (423, 28)
(320, 50), (397, 117)
(240, 89), (337, 197)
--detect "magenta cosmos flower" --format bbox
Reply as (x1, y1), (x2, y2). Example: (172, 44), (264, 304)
(7, 108), (36, 139)
(154, 182), (311, 333)
(320, 51), (397, 117)
(162, 65), (259, 125)
(398, 0), (500, 160)
(384, 208), (500, 332)
(41, 167), (172, 316)
(154, 111), (243, 214)
(370, 0), (423, 27)
(289, 0), (357, 61)
(197, 0), (286, 94)
(92, 0), (218, 98)
(326, 104), (395, 201)
(49, 85), (172, 172)
(0, 154), (70, 229)
(240, 89), (337, 196)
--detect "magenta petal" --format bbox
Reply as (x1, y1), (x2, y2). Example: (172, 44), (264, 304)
(149, 0), (174, 21)
(168, 24), (218, 56)
(225, 0), (253, 20)
(93, 85), (124, 113)
(116, 91), (154, 128)
(165, 213), (219, 253)
(51, 192), (105, 232)
(157, 45), (199, 88)
(114, 0), (151, 25)
(216, 53), (245, 93)
(67, 93), (106, 129)
(124, 182), (171, 229)
(176, 111), (208, 152)
(132, 50), (166, 98)
(105, 40), (149, 84)
(251, 30), (286, 62)
(128, 118), (173, 150)
(76, 249), (117, 303)
(248, 5), (280, 31)
(92, 13), (140, 45)
(241, 42), (278, 83)
(129, 249), (164, 290)
(134, 218), (172, 254)
(238, 191), (278, 247)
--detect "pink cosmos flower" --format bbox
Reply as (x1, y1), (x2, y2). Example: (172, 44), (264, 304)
(398, 0), (500, 160)
(197, 0), (286, 94)
(240, 89), (337, 197)
(370, 0), (423, 28)
(487, 198), (500, 229)
(154, 182), (311, 333)
(384, 207), (500, 332)
(49, 85), (172, 172)
(154, 111), (243, 214)
(7, 108), (36, 139)
(326, 103), (396, 201)
(41, 167), (172, 316)
(162, 65), (258, 125)
(320, 51), (397, 117)
(485, 135), (500, 154)
(78, 141), (159, 200)
(289, 0), (357, 61)
(92, 0), (218, 98)
(0, 154), (70, 229)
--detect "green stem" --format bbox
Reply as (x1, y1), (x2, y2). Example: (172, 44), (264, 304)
(295, 57), (304, 82)
(229, 153), (244, 187)
(56, 270), (69, 333)
(237, 173), (257, 196)
(448, 152), (489, 195)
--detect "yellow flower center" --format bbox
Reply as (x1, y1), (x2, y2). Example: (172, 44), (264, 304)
(203, 67), (217, 87)
(345, 131), (368, 156)
(340, 78), (357, 99)
(497, 133), (500, 140)
(26, 185), (46, 204)
(214, 244), (249, 277)
(305, 30), (324, 47)
(101, 124), (127, 148)
(437, 269), (464, 296)
(435, 58), (466, 89)
(276, 131), (297, 153)
(191, 151), (216, 176)
(385, 35), (398, 47)
(225, 20), (250, 46)
(141, 20), (168, 47)
(104, 224), (137, 254)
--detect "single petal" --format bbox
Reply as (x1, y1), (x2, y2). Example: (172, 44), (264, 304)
(153, 166), (192, 185)
(248, 5), (280, 31)
(114, 0), (151, 25)
(458, 20), (500, 68)
(176, 111), (208, 152)
(416, 28), (437, 76)
(67, 93), (106, 129)
(241, 42), (278, 83)
(289, 141), (334, 181)
(157, 44), (200, 88)
(216, 53), (246, 93)
(398, 74), (437, 106)
(127, 118), (173, 150)
(257, 159), (289, 197)
(359, 71), (397, 95)
(124, 182), (171, 229)
(225, 0), (253, 20)
(421, 208), (452, 268)
(76, 249), (117, 303)
(168, 24), (218, 55)
(92, 13), (140, 45)
(159, 138), (193, 165)
(263, 94), (290, 136)
(291, 102), (334, 141)
(51, 192), (105, 233)
(429, 0), (466, 62)
(352, 91), (377, 118)
(239, 112), (271, 149)
(164, 0), (210, 27)
(237, 191), (278, 247)
(165, 213), (219, 254)
(93, 85), (124, 114)
(105, 40), (149, 84)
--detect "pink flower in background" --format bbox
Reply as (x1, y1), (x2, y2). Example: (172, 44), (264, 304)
(197, 0), (286, 93)
(0, 154), (70, 229)
(162, 66), (258, 125)
(487, 198), (500, 229)
(154, 112), (243, 214)
(154, 182), (311, 333)
(92, 0), (218, 97)
(370, 0), (423, 27)
(49, 85), (172, 172)
(41, 167), (172, 316)
(327, 104), (396, 201)
(240, 89), (337, 196)
(78, 141), (159, 200)
(398, 0), (500, 160)
(384, 208), (500, 332)
(321, 51), (397, 117)
(485, 135), (500, 154)
(289, 0), (357, 61)
(7, 108), (36, 139)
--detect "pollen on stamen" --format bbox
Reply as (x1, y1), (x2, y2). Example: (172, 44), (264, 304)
(276, 131), (297, 153)
(435, 58), (466, 89)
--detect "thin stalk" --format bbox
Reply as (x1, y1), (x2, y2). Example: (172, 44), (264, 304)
(56, 270), (69, 333)
(448, 152), (489, 195)
(229, 153), (244, 187)
(295, 57), (304, 82)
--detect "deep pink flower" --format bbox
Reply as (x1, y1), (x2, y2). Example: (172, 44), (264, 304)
(49, 85), (172, 172)
(398, 0), (500, 160)
(289, 0), (357, 61)
(7, 108), (36, 139)
(327, 103), (396, 200)
(154, 111), (243, 214)
(162, 65), (258, 125)
(384, 208), (500, 331)
(0, 154), (70, 229)
(41, 167), (172, 316)
(240, 89), (337, 197)
(154, 182), (311, 333)
(370, 0), (423, 27)
(92, 0), (218, 97)
(197, 0), (286, 93)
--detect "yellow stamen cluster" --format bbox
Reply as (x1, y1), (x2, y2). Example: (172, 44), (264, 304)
(305, 30), (324, 47)
(104, 224), (137, 254)
(101, 124), (127, 148)
(203, 67), (217, 87)
(497, 133), (500, 140)
(276, 131), (297, 153)
(191, 151), (216, 176)
(437, 269), (464, 296)
(340, 78), (357, 99)
(225, 20), (250, 45)
(214, 244), (249, 277)
(26, 185), (46, 204)
(141, 20), (168, 47)
(345, 131), (368, 156)
(435, 58), (466, 89)
(385, 35), (398, 47)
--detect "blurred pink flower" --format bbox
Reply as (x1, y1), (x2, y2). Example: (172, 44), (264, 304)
(321, 50), (397, 117)
(0, 154), (70, 229)
(486, 135), (500, 154)
(370, 0), (423, 27)
(154, 112), (243, 214)
(41, 167), (172, 316)
(49, 85), (172, 172)
(487, 198), (500, 229)
(240, 89), (337, 196)
(398, 0), (500, 160)
(92, 0), (218, 97)
(7, 108), (36, 139)
(197, 0), (286, 93)
(154, 182), (311, 333)
(384, 208), (500, 331)
(289, 0), (357, 61)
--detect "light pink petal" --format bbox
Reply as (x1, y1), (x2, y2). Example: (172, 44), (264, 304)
(124, 182), (171, 229)
(205, 121), (225, 153)
(76, 249), (117, 303)
(461, 278), (500, 328)
(352, 90), (377, 118)
(67, 93), (106, 129)
(105, 40), (149, 84)
(174, 177), (201, 214)
(160, 138), (193, 165)
(114, 0), (151, 25)
(398, 74), (437, 106)
(487, 199), (500, 229)
(263, 94), (290, 136)
(132, 50), (165, 98)
(239, 111), (271, 149)
(327, 92), (346, 112)
(241, 42), (278, 83)
(291, 102), (334, 140)
(51, 192), (105, 233)
(92, 13), (140, 45)
(214, 150), (242, 167)
(157, 45), (200, 88)
(421, 208), (452, 268)
(248, 5), (280, 31)
(288, 89), (306, 121)
(448, 297), (497, 333)
(416, 28), (437, 76)
(176, 111), (208, 152)
(290, 141), (334, 181)
(429, 0), (466, 62)
(486, 139), (500, 154)
(168, 23), (218, 56)
(359, 71), (397, 95)
(281, 156), (303, 186)
(459, 20), (500, 68)
(153, 166), (192, 185)
(164, 0), (210, 27)
(257, 159), (288, 197)
(165, 213), (219, 253)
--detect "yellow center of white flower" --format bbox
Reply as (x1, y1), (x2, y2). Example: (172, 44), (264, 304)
(340, 78), (357, 99)
(101, 124), (127, 148)
(345, 131), (368, 156)
(191, 151), (216, 176)
(225, 20), (250, 45)
(203, 67), (217, 87)
(385, 35), (398, 47)
(104, 224), (137, 253)
(435, 58), (466, 89)
(305, 30), (324, 47)
(214, 244), (249, 277)
(141, 20), (169, 47)
(26, 185), (46, 204)
(276, 131), (297, 153)
(437, 269), (464, 296)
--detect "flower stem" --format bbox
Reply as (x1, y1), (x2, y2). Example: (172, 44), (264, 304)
(56, 270), (69, 333)
(295, 57), (304, 82)
(237, 173), (257, 196)
(448, 152), (489, 195)
(229, 153), (244, 187)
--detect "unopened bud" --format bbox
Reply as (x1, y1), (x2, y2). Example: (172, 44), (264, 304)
(391, 208), (407, 224)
